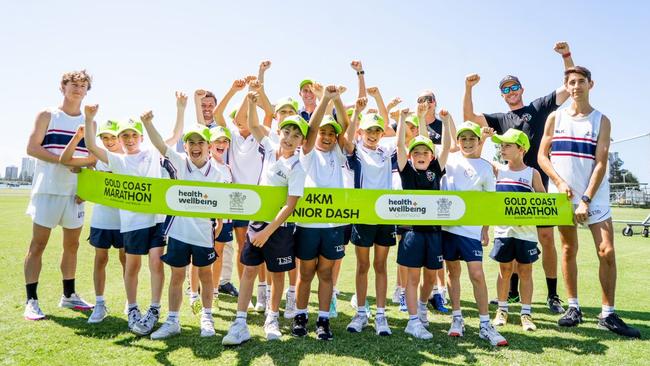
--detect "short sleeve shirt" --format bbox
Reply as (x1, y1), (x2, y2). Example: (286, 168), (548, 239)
(399, 159), (445, 232)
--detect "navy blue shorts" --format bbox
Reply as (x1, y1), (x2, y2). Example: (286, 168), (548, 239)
(342, 224), (352, 246)
(89, 227), (124, 249)
(294, 226), (345, 261)
(351, 224), (396, 247)
(240, 222), (296, 272)
(161, 237), (217, 267)
(442, 231), (483, 262)
(162, 215), (174, 233)
(122, 223), (165, 255)
(397, 230), (443, 270)
(490, 237), (539, 264)
(233, 220), (249, 228)
(215, 222), (234, 243)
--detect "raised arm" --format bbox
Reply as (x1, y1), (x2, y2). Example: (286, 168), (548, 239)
(303, 86), (335, 154)
(141, 111), (169, 156)
(246, 92), (267, 143)
(367, 86), (395, 136)
(538, 112), (572, 199)
(437, 110), (452, 167)
(83, 105), (108, 164)
(351, 60), (367, 99)
(332, 91), (350, 148)
(26, 110), (59, 164)
(344, 97), (367, 154)
(164, 91), (186, 145)
(416, 102), (429, 138)
(257, 60), (274, 128)
(213, 79), (246, 127)
(194, 89), (207, 125)
(553, 42), (575, 105)
(396, 108), (410, 171)
(463, 74), (489, 127)
(59, 125), (97, 167)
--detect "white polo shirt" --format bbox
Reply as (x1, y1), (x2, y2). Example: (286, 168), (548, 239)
(228, 128), (264, 185)
(259, 136), (306, 198)
(90, 160), (121, 230)
(347, 139), (396, 190)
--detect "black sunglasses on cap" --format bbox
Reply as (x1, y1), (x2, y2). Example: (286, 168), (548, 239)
(417, 95), (435, 103)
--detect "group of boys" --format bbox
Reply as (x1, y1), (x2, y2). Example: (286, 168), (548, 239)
(22, 41), (640, 349)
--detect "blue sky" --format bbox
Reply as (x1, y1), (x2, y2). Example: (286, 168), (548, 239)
(2, 0), (648, 182)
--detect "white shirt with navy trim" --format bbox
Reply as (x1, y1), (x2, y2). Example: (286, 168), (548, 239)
(89, 160), (121, 230)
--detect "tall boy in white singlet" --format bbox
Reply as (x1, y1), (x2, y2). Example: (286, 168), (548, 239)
(539, 66), (640, 338)
(23, 70), (95, 321)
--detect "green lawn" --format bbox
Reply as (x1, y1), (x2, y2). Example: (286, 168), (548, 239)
(1, 189), (648, 365)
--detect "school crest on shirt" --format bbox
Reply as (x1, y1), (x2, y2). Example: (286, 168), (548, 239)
(229, 192), (247, 212)
(426, 171), (434, 182)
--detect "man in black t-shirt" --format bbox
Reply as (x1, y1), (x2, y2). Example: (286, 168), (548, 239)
(462, 42), (575, 314)
(416, 90), (458, 146)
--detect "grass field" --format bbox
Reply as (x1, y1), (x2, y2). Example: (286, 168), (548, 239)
(1, 189), (648, 365)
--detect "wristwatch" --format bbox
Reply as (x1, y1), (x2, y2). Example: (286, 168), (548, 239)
(581, 195), (591, 204)
(357, 70), (365, 76)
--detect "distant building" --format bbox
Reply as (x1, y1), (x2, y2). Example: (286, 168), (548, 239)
(5, 166), (18, 180)
(20, 157), (35, 181)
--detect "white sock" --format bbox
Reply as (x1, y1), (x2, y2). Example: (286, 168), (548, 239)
(95, 295), (105, 304)
(318, 310), (329, 319)
(418, 300), (428, 311)
(408, 314), (418, 322)
(438, 287), (446, 295)
(150, 303), (161, 309)
(601, 305), (615, 317)
(452, 310), (462, 318)
(568, 298), (580, 310)
(235, 311), (247, 323)
(521, 304), (532, 315)
(167, 311), (179, 323)
(267, 310), (279, 320)
(376, 307), (385, 317)
(288, 286), (296, 292)
(498, 301), (508, 312)
(202, 308), (211, 316)
(297, 308), (308, 317)
(189, 292), (199, 299)
(479, 314), (490, 324)
(128, 303), (138, 310)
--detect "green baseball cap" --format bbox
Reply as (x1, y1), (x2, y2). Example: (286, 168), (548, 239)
(320, 115), (342, 134)
(405, 114), (419, 126)
(96, 120), (120, 137)
(279, 115), (309, 137)
(359, 113), (385, 131)
(299, 79), (314, 90)
(183, 124), (211, 142)
(408, 135), (435, 153)
(209, 126), (232, 142)
(117, 118), (144, 136)
(274, 96), (300, 114)
(456, 121), (482, 139)
(491, 128), (530, 152)
(346, 108), (362, 120)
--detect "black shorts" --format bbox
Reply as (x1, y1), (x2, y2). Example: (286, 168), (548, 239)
(342, 224), (353, 246)
(122, 223), (165, 255)
(240, 222), (296, 272)
(215, 222), (234, 243)
(294, 226), (345, 261)
(490, 237), (539, 264)
(442, 231), (483, 262)
(397, 230), (443, 270)
(233, 220), (249, 228)
(89, 227), (124, 249)
(351, 224), (396, 247)
(161, 237), (217, 267)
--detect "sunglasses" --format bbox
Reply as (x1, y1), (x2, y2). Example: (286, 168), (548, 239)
(501, 84), (521, 94)
(417, 95), (435, 103)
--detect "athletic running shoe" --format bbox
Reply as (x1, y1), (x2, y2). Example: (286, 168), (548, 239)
(151, 320), (181, 340)
(254, 285), (267, 313)
(521, 314), (537, 331)
(405, 320), (433, 340)
(190, 297), (202, 315)
(316, 317), (333, 341)
(346, 313), (369, 333)
(391, 287), (401, 304)
(598, 313), (641, 338)
(24, 299), (45, 321)
(547, 295), (565, 314)
(291, 313), (308, 337)
(88, 302), (108, 324)
(218, 282), (239, 297)
(132, 307), (160, 336)
(329, 293), (338, 318)
(448, 316), (465, 337)
(284, 290), (297, 319)
(59, 293), (93, 310)
(418, 307), (429, 327)
(493, 309), (508, 327)
(399, 292), (407, 312)
(127, 307), (141, 331)
(264, 316), (282, 340)
(222, 321), (250, 346)
(375, 315), (392, 336)
(429, 293), (449, 313)
(558, 307), (583, 327)
(479, 322), (508, 346)
(200, 313), (216, 337)
(350, 294), (372, 316)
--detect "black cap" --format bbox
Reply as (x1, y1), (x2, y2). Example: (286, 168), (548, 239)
(499, 75), (521, 89)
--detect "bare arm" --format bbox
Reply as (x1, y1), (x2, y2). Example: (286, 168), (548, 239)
(554, 42), (575, 105)
(344, 97), (367, 154)
(303, 87), (334, 154)
(537, 112), (572, 198)
(437, 110), (452, 167)
(249, 195), (300, 247)
(26, 111), (60, 164)
(367, 87), (395, 137)
(83, 105), (108, 164)
(141, 111), (169, 156)
(463, 74), (488, 127)
(194, 89), (207, 126)
(584, 115), (611, 199)
(351, 61), (367, 99)
(396, 108), (409, 171)
(59, 125), (97, 167)
(213, 80), (246, 127)
(164, 92), (186, 146)
(246, 92), (267, 143)
(332, 94), (350, 149)
(531, 168), (546, 193)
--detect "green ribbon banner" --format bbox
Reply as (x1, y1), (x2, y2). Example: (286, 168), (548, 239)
(76, 169), (574, 225)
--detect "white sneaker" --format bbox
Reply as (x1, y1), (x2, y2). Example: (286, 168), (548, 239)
(479, 322), (508, 346)
(222, 321), (251, 346)
(132, 307), (160, 336)
(346, 313), (368, 333)
(200, 314), (215, 337)
(405, 319), (433, 339)
(375, 315), (392, 336)
(391, 287), (401, 304)
(254, 285), (267, 313)
(441, 288), (449, 305)
(284, 290), (296, 319)
(264, 316), (282, 340)
(59, 293), (93, 310)
(151, 320), (181, 340)
(88, 302), (108, 324)
(448, 316), (465, 337)
(127, 307), (142, 331)
(24, 299), (46, 321)
(418, 307), (429, 327)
